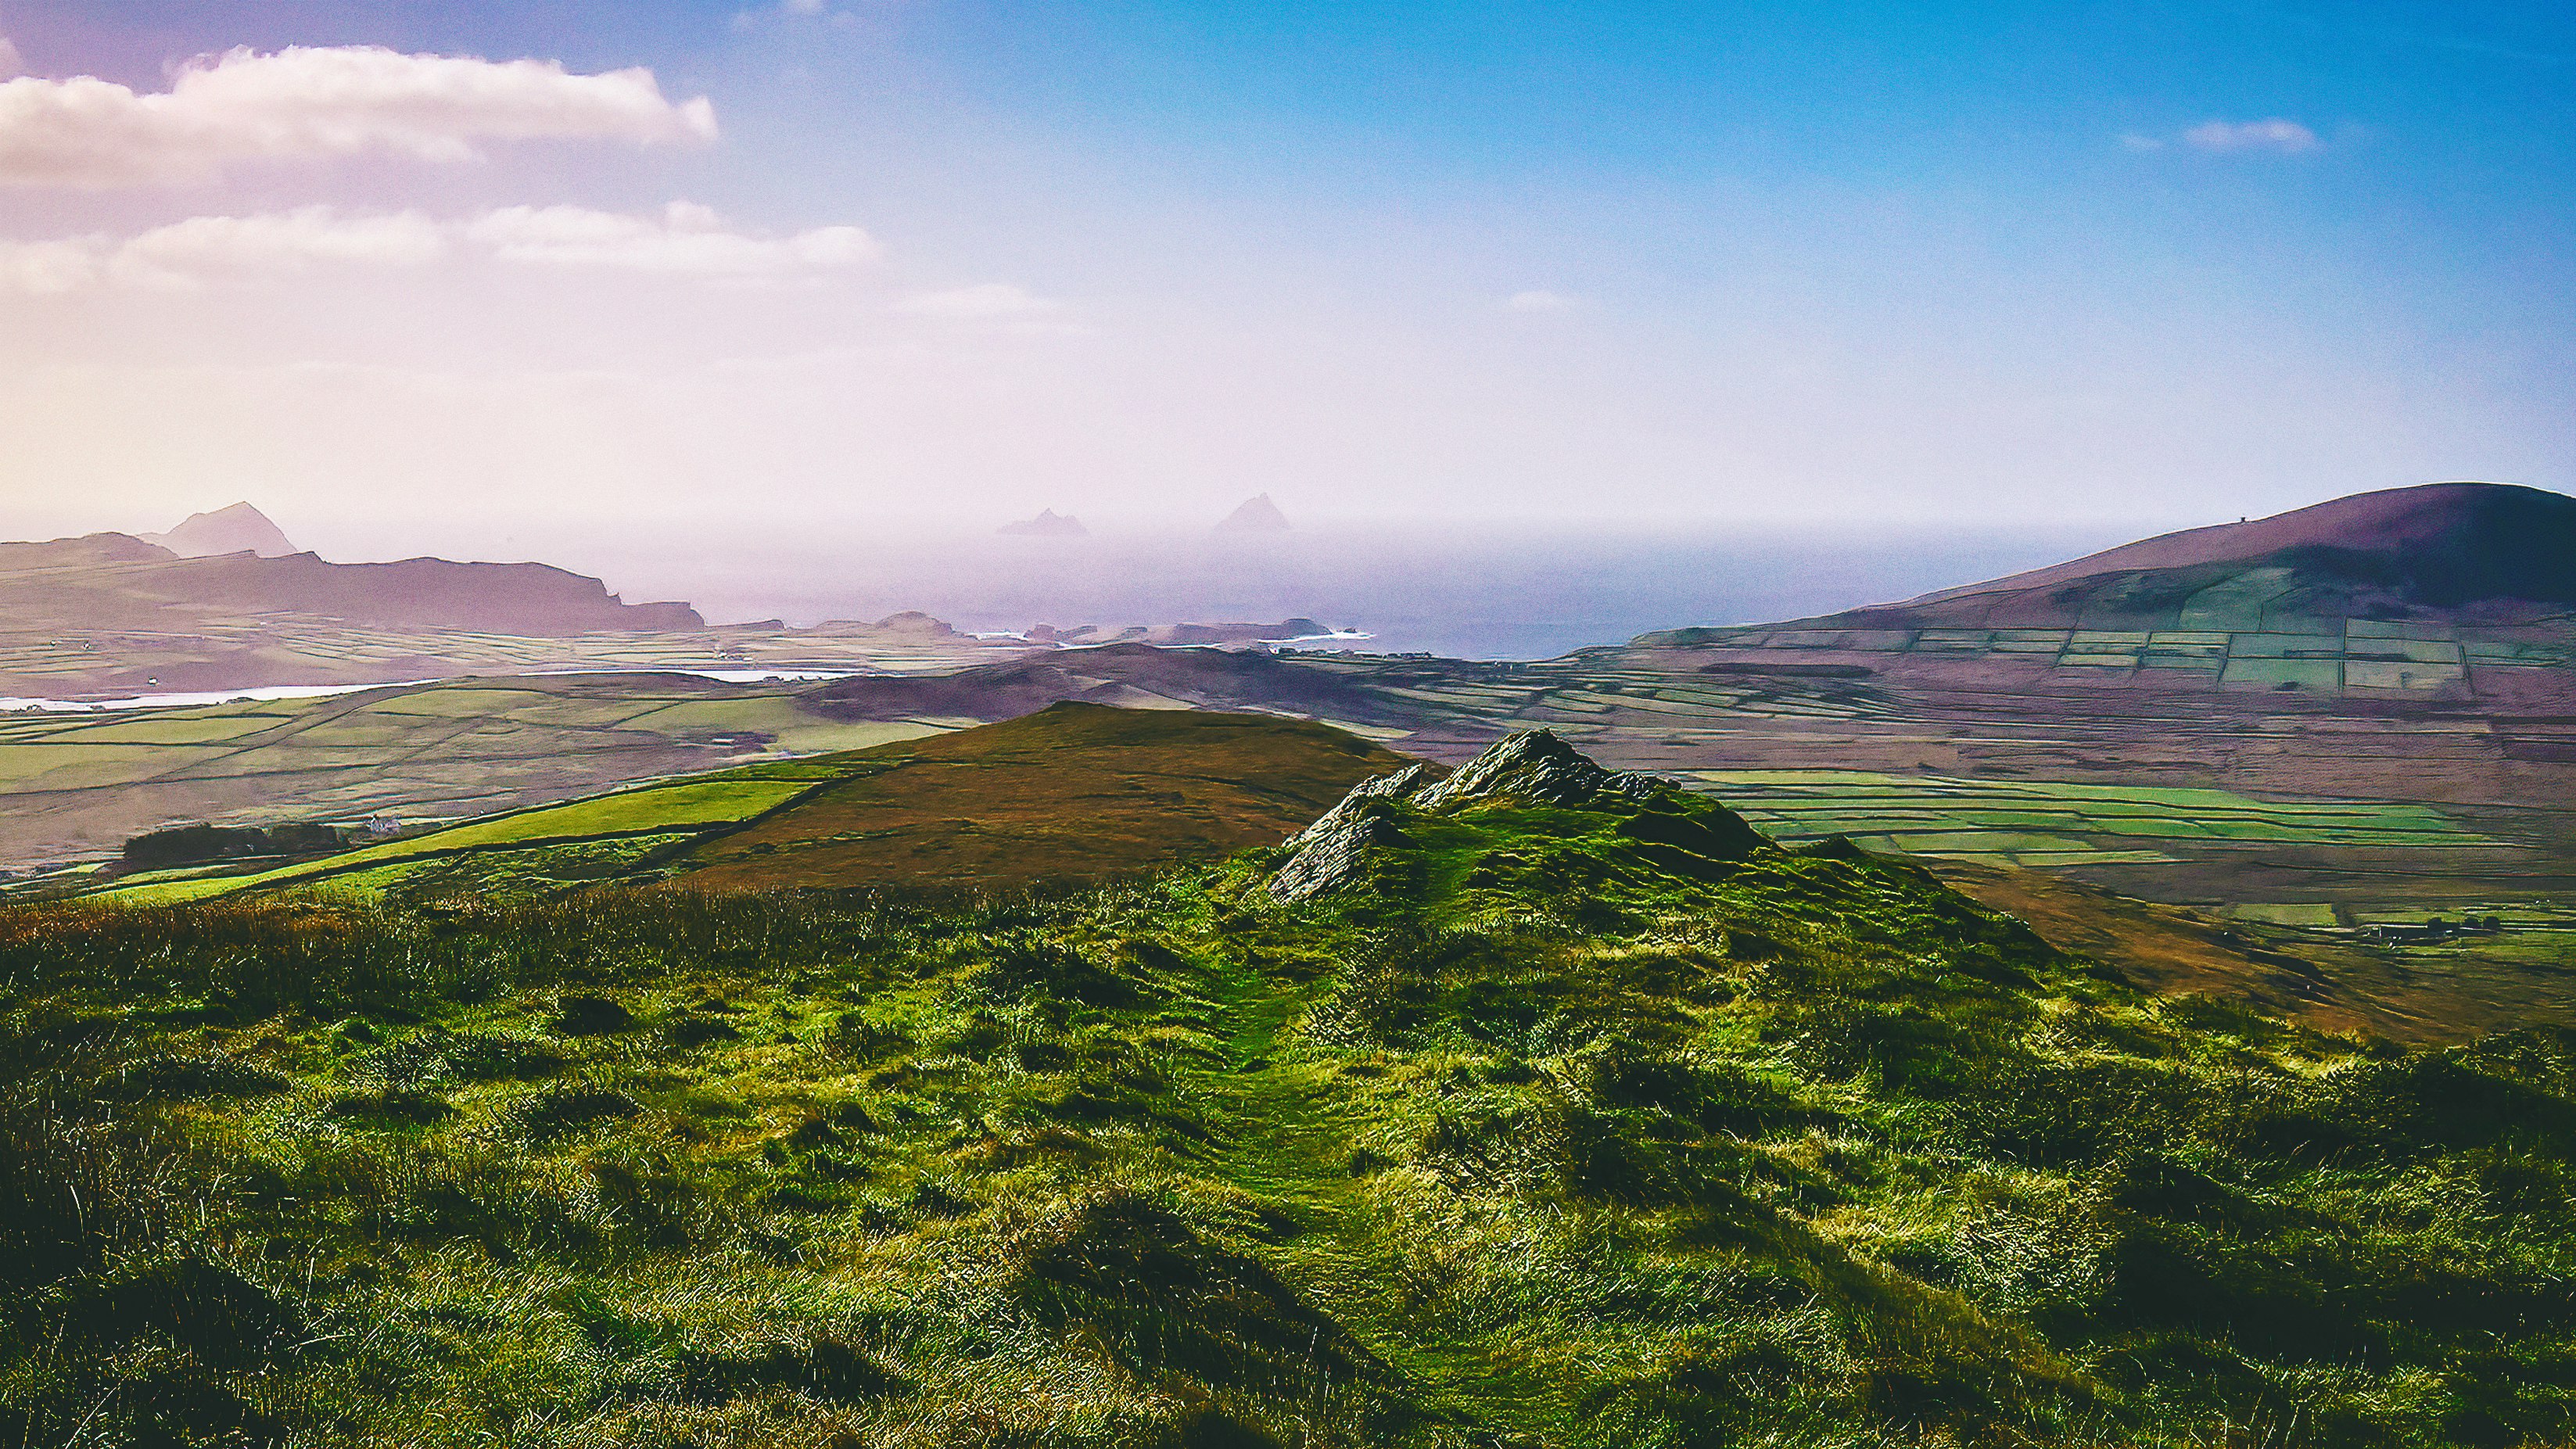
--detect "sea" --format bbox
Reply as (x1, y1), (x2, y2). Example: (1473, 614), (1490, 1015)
(582, 523), (2130, 661)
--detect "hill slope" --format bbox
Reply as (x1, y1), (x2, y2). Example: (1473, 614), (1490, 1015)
(111, 704), (1412, 902)
(5, 730), (2571, 1447)
(676, 703), (1411, 892)
(1760, 481), (2576, 633)
(1915, 481), (2576, 612)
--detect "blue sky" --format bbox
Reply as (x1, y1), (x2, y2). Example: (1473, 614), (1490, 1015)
(0, 1), (2567, 551)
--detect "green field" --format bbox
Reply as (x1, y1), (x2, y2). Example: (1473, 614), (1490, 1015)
(1645, 609), (2575, 689)
(0, 678), (949, 874)
(1692, 769), (2492, 869)
(108, 774), (832, 905)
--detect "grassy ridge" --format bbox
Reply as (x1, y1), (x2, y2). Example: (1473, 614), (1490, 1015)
(3, 773), (2571, 1447)
(104, 704), (1410, 906)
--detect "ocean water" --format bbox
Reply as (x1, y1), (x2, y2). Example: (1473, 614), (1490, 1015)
(593, 524), (2127, 660)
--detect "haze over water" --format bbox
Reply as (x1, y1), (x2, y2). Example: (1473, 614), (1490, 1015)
(572, 525), (2126, 660)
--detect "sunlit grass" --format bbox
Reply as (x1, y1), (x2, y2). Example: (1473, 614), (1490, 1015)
(3, 792), (2570, 1447)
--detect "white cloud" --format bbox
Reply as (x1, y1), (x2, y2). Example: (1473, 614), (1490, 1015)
(0, 45), (716, 186)
(0, 203), (875, 291)
(1504, 289), (1577, 313)
(112, 207), (449, 285)
(0, 237), (97, 294)
(2183, 118), (2321, 154)
(783, 0), (827, 13)
(466, 202), (877, 277)
(0, 37), (23, 81)
(895, 282), (1060, 317)
(0, 207), (449, 292)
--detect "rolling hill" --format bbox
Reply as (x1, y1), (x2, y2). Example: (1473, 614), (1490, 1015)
(1903, 480), (2576, 617)
(1638, 482), (2576, 683)
(106, 704), (1414, 903)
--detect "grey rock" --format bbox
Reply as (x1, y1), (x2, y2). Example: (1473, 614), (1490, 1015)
(1268, 763), (1438, 902)
(1286, 762), (1437, 848)
(1268, 803), (1406, 902)
(1413, 729), (1668, 812)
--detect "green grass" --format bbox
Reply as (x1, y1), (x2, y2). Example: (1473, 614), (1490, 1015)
(106, 776), (823, 904)
(1689, 769), (2490, 869)
(4, 755), (2572, 1447)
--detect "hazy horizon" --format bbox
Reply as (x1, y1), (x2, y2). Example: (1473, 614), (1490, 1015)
(550, 520), (2135, 658)
(0, 497), (2127, 659)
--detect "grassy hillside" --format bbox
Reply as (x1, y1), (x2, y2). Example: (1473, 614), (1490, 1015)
(106, 704), (1410, 904)
(673, 702), (1408, 893)
(4, 733), (2570, 1447)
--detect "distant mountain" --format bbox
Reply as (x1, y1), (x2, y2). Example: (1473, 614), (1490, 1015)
(1214, 492), (1292, 533)
(0, 529), (721, 695)
(1629, 481), (2576, 705)
(0, 544), (702, 636)
(1857, 482), (2576, 629)
(998, 508), (1089, 536)
(152, 553), (707, 633)
(141, 502), (299, 558)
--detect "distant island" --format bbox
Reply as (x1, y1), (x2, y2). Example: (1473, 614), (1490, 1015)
(138, 501), (300, 559)
(1214, 492), (1291, 533)
(998, 508), (1089, 536)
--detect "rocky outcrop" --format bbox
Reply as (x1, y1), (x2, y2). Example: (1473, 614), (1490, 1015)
(1413, 729), (1668, 812)
(1286, 762), (1437, 848)
(1266, 730), (1776, 902)
(1268, 763), (1437, 902)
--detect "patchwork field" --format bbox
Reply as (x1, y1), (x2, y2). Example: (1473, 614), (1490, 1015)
(1647, 611), (2574, 694)
(1690, 769), (2494, 869)
(0, 676), (953, 875)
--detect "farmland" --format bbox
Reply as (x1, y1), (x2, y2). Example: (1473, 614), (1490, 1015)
(0, 676), (952, 875)
(1690, 769), (2493, 870)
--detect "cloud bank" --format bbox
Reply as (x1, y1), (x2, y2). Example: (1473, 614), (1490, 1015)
(0, 45), (716, 185)
(0, 204), (873, 291)
(2183, 118), (2321, 154)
